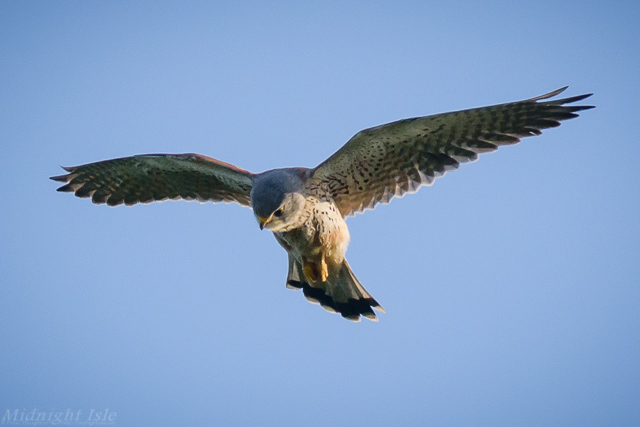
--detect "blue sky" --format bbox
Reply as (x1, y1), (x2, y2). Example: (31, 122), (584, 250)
(1, 1), (638, 426)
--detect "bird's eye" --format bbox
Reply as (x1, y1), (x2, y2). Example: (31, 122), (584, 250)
(273, 209), (283, 218)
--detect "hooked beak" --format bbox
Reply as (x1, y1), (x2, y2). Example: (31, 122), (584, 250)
(257, 217), (268, 230)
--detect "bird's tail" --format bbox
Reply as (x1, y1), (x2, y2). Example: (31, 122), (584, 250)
(285, 255), (385, 322)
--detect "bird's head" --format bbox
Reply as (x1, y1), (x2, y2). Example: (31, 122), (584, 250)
(250, 169), (307, 233)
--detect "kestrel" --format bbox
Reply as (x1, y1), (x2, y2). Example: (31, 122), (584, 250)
(51, 87), (593, 322)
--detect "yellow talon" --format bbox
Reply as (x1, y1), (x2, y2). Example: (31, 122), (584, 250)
(319, 259), (329, 282)
(303, 262), (319, 283)
(303, 257), (330, 283)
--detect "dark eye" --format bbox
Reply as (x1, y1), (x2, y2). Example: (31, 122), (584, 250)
(273, 209), (283, 218)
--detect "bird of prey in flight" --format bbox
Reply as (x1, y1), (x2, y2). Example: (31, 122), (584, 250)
(51, 87), (593, 322)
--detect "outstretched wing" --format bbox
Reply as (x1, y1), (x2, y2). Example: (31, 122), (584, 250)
(51, 153), (255, 207)
(310, 87), (594, 217)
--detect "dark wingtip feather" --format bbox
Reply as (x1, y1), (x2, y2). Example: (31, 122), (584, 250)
(530, 86), (568, 101)
(56, 181), (86, 193)
(571, 104), (595, 112)
(531, 88), (595, 112)
(559, 93), (593, 104)
(50, 173), (70, 182)
(50, 165), (77, 183)
(540, 90), (594, 115)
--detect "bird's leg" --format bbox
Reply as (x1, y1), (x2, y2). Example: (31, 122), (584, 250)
(319, 253), (329, 282)
(302, 256), (330, 283)
(303, 260), (319, 283)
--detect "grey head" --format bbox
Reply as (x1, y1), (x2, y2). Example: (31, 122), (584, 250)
(250, 168), (308, 232)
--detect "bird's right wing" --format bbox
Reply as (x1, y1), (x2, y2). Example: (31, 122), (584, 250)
(309, 87), (594, 217)
(51, 153), (255, 207)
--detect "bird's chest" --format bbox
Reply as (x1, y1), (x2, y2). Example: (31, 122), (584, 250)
(275, 199), (350, 262)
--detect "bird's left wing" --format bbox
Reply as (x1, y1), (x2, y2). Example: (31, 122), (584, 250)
(309, 87), (594, 217)
(51, 153), (255, 207)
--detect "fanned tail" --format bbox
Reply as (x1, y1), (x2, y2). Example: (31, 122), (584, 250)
(285, 256), (384, 322)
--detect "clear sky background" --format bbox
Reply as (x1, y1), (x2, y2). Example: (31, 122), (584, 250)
(1, 1), (638, 426)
